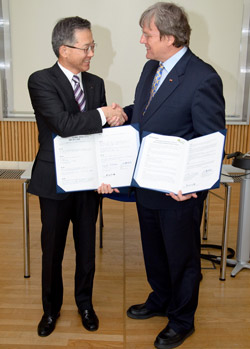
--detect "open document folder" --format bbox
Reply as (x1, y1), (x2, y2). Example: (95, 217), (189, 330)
(53, 124), (140, 193)
(53, 125), (226, 194)
(132, 129), (226, 194)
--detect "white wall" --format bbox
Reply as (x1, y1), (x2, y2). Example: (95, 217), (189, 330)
(8, 0), (244, 117)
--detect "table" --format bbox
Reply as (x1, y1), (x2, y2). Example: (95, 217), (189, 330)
(230, 170), (250, 276)
(0, 161), (33, 278)
(226, 158), (250, 277)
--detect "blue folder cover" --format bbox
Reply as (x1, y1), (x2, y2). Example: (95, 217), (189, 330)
(53, 127), (226, 195)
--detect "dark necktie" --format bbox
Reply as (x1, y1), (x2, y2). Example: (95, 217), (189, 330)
(144, 63), (164, 114)
(72, 75), (86, 111)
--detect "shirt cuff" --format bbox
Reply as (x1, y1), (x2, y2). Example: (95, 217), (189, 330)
(97, 108), (107, 126)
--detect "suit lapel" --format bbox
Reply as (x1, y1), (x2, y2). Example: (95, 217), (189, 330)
(138, 67), (157, 115)
(51, 65), (96, 112)
(50, 63), (79, 111)
(141, 49), (193, 124)
(81, 72), (95, 111)
(143, 69), (180, 120)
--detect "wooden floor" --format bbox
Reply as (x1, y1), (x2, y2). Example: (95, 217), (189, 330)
(0, 180), (250, 348)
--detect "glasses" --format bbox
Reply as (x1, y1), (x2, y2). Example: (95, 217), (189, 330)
(64, 43), (97, 54)
(142, 32), (160, 39)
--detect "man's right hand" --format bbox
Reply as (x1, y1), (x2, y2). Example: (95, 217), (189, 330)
(101, 104), (128, 127)
(97, 183), (120, 194)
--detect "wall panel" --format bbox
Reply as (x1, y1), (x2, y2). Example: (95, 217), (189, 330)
(224, 125), (250, 164)
(0, 121), (249, 165)
(0, 121), (38, 161)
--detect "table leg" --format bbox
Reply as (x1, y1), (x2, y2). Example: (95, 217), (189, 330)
(202, 193), (210, 240)
(219, 183), (231, 281)
(99, 196), (103, 248)
(22, 180), (30, 278)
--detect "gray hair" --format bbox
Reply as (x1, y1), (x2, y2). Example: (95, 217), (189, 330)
(139, 2), (191, 47)
(52, 16), (91, 57)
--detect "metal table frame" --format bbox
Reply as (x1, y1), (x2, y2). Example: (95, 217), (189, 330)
(22, 179), (30, 278)
(202, 182), (232, 281)
(229, 170), (250, 277)
(20, 163), (33, 278)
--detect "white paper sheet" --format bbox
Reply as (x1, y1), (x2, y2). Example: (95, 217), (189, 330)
(133, 131), (225, 194)
(54, 125), (140, 192)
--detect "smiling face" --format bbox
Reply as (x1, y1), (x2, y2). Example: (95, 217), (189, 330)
(58, 29), (94, 74)
(140, 17), (177, 62)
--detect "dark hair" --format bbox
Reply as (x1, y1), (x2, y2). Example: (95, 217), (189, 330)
(52, 16), (91, 57)
(139, 2), (191, 47)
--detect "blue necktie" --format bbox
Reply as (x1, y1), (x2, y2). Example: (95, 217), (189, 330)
(144, 63), (164, 114)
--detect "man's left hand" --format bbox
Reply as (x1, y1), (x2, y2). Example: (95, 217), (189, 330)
(167, 190), (197, 201)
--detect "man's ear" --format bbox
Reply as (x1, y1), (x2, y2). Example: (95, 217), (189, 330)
(59, 45), (68, 58)
(164, 35), (175, 46)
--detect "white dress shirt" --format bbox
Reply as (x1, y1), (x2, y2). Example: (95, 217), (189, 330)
(157, 46), (188, 91)
(57, 62), (106, 126)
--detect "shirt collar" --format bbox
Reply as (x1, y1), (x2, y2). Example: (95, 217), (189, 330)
(161, 46), (188, 73)
(57, 61), (82, 84)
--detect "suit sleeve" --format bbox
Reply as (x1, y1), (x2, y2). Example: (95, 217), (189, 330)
(191, 72), (225, 136)
(28, 71), (105, 137)
(123, 104), (134, 124)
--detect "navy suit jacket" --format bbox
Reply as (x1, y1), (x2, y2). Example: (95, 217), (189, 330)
(124, 48), (225, 209)
(28, 63), (107, 199)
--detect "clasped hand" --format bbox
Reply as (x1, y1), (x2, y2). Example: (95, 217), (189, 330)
(102, 103), (128, 127)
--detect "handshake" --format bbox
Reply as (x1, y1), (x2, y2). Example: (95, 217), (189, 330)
(101, 103), (128, 127)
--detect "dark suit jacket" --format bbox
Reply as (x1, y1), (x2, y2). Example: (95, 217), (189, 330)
(124, 48), (225, 209)
(28, 63), (107, 199)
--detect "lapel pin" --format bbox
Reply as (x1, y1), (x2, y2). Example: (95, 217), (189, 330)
(169, 79), (173, 82)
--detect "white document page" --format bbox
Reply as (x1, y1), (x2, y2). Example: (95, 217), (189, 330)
(133, 131), (225, 194)
(133, 134), (187, 193)
(181, 132), (225, 193)
(95, 126), (140, 187)
(54, 134), (98, 192)
(54, 125), (140, 192)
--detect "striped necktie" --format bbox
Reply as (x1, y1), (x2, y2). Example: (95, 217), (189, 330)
(144, 63), (164, 114)
(72, 75), (86, 111)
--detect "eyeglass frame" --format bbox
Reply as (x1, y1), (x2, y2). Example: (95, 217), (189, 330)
(64, 43), (97, 54)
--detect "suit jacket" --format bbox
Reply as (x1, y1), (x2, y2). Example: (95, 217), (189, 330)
(124, 48), (225, 209)
(28, 63), (107, 199)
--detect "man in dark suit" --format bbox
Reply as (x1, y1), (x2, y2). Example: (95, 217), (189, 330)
(28, 16), (127, 337)
(99, 3), (225, 348)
